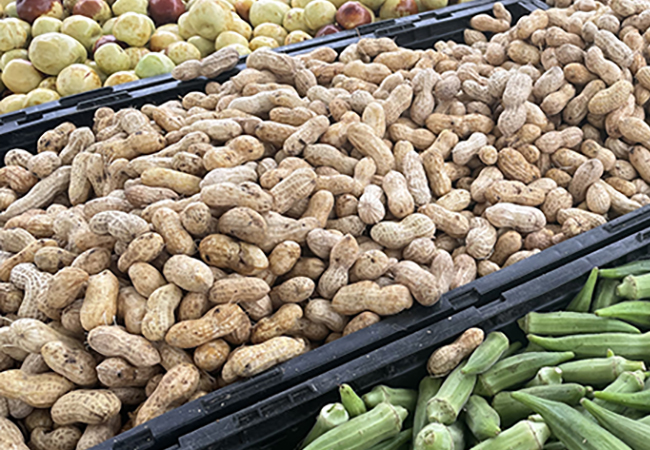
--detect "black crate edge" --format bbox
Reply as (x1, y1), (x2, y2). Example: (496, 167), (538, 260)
(169, 227), (650, 450)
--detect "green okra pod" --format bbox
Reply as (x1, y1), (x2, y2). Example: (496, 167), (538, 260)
(599, 259), (650, 279)
(518, 312), (640, 336)
(462, 332), (509, 376)
(617, 273), (650, 300)
(592, 278), (621, 312)
(412, 377), (441, 448)
(558, 351), (646, 386)
(595, 301), (650, 327)
(567, 267), (599, 312)
(340, 384), (367, 417)
(414, 422), (463, 450)
(527, 333), (650, 360)
(638, 415), (650, 426)
(542, 442), (567, 450)
(511, 392), (632, 450)
(427, 362), (476, 425)
(492, 383), (588, 427)
(464, 395), (500, 441)
(591, 371), (646, 414)
(582, 399), (650, 450)
(469, 420), (551, 450)
(474, 351), (575, 397)
(368, 429), (412, 450)
(302, 403), (350, 448)
(363, 386), (417, 413)
(525, 367), (563, 388)
(303, 402), (408, 450)
(593, 388), (650, 411)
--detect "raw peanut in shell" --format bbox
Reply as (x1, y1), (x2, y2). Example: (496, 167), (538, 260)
(41, 341), (98, 386)
(332, 281), (413, 315)
(568, 159), (605, 203)
(221, 336), (306, 383)
(80, 270), (119, 332)
(209, 277), (270, 304)
(428, 328), (485, 377)
(136, 363), (200, 426)
(251, 303), (302, 344)
(11, 318), (82, 354)
(485, 203), (547, 233)
(165, 304), (246, 348)
(466, 217), (498, 260)
(141, 284), (184, 342)
(318, 235), (359, 299)
(51, 390), (121, 425)
(163, 255), (214, 294)
(370, 214), (435, 249)
(117, 232), (165, 272)
(0, 371), (74, 408)
(87, 325), (161, 367)
(128, 263), (166, 298)
(41, 267), (88, 311)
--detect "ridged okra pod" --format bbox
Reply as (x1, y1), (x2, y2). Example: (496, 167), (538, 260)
(543, 441), (567, 449)
(599, 260), (650, 279)
(464, 395), (500, 441)
(511, 392), (632, 450)
(363, 386), (418, 414)
(558, 352), (646, 386)
(593, 387), (650, 411)
(492, 384), (588, 427)
(617, 273), (650, 299)
(567, 268), (599, 312)
(518, 312), (640, 336)
(591, 371), (645, 414)
(340, 384), (367, 417)
(469, 420), (551, 450)
(525, 367), (563, 388)
(592, 279), (621, 312)
(369, 429), (412, 450)
(499, 342), (523, 360)
(595, 301), (650, 327)
(303, 403), (408, 450)
(462, 332), (509, 376)
(474, 352), (575, 397)
(527, 333), (650, 359)
(582, 399), (650, 450)
(414, 422), (464, 450)
(412, 377), (441, 448)
(427, 362), (476, 425)
(302, 403), (350, 448)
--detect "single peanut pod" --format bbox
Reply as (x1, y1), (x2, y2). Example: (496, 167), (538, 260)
(332, 281), (413, 316)
(165, 304), (246, 348)
(51, 390), (120, 425)
(343, 312), (381, 336)
(485, 203), (547, 233)
(427, 328), (484, 377)
(135, 363), (200, 426)
(152, 208), (196, 255)
(41, 341), (98, 386)
(117, 232), (165, 273)
(80, 270), (118, 331)
(466, 217), (497, 260)
(0, 371), (74, 408)
(40, 267), (88, 312)
(251, 303), (303, 344)
(88, 325), (161, 367)
(193, 339), (230, 372)
(141, 283), (183, 342)
(163, 255), (214, 294)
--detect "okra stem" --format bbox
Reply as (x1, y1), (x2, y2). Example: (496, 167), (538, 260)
(511, 392), (632, 450)
(525, 367), (563, 388)
(412, 377), (441, 449)
(617, 273), (650, 299)
(567, 267), (599, 312)
(599, 259), (650, 279)
(302, 403), (350, 448)
(340, 384), (367, 417)
(593, 388), (650, 411)
(414, 423), (463, 450)
(582, 398), (650, 450)
(462, 332), (509, 375)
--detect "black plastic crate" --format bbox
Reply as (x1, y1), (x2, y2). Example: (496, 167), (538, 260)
(0, 0), (546, 153)
(167, 227), (650, 450)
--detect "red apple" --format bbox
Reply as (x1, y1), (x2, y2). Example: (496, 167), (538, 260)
(16, 0), (62, 23)
(315, 24), (342, 37)
(93, 35), (128, 53)
(148, 0), (186, 25)
(336, 1), (371, 29)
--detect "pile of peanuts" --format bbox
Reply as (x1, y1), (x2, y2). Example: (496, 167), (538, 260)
(3, 0), (650, 447)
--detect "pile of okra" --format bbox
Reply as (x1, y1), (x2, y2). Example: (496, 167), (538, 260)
(299, 259), (650, 450)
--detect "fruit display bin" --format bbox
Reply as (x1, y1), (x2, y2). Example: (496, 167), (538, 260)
(0, 0), (546, 152)
(0, 0), (530, 129)
(162, 224), (650, 450)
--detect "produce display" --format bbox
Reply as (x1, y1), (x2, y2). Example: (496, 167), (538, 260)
(0, 0), (454, 115)
(299, 259), (650, 450)
(0, 0), (650, 447)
